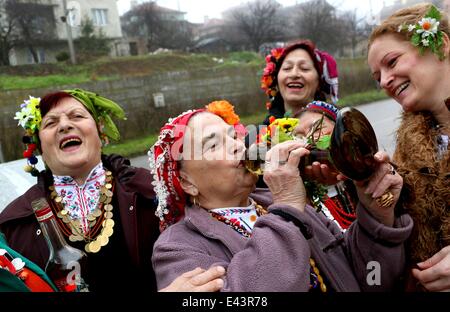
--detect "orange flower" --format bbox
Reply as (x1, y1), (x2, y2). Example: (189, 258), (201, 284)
(205, 100), (240, 125)
(261, 75), (273, 91)
(271, 48), (284, 60)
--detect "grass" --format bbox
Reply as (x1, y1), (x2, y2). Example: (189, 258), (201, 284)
(0, 73), (115, 90)
(103, 90), (388, 158)
(0, 52), (260, 91)
(337, 89), (388, 107)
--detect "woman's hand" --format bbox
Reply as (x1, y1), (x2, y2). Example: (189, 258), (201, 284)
(159, 266), (225, 292)
(353, 151), (402, 227)
(304, 162), (342, 185)
(412, 246), (450, 292)
(263, 141), (309, 212)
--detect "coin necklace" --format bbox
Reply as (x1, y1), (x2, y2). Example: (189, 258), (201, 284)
(49, 170), (115, 254)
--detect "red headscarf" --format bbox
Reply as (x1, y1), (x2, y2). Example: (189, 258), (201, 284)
(262, 40), (339, 104)
(148, 101), (246, 231)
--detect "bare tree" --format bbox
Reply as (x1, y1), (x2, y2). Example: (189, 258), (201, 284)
(338, 9), (372, 58)
(0, 0), (18, 65)
(157, 20), (194, 50)
(291, 0), (344, 54)
(122, 1), (193, 51)
(225, 0), (286, 52)
(3, 0), (56, 64)
(122, 1), (164, 51)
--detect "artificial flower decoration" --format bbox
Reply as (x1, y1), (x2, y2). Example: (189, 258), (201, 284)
(14, 96), (42, 176)
(260, 117), (299, 145)
(257, 115), (329, 210)
(205, 100), (240, 125)
(14, 96), (42, 132)
(261, 47), (284, 97)
(398, 5), (444, 59)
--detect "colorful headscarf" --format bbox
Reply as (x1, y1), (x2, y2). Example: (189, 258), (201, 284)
(300, 101), (339, 122)
(14, 88), (126, 176)
(262, 40), (339, 106)
(148, 100), (245, 231)
(64, 89), (126, 143)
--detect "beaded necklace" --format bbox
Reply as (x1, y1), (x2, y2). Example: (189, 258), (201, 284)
(209, 199), (327, 292)
(48, 170), (115, 253)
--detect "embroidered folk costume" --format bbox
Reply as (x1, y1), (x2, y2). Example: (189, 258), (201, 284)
(12, 89), (125, 254)
(2, 88), (160, 291)
(49, 163), (115, 253)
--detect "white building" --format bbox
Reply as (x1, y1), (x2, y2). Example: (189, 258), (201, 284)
(5, 0), (124, 65)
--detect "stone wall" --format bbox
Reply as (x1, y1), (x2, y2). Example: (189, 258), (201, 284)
(0, 65), (266, 162)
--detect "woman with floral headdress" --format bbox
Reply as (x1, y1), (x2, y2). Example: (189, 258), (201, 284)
(261, 40), (339, 125)
(0, 89), (225, 292)
(367, 3), (450, 291)
(255, 40), (341, 186)
(149, 100), (413, 292)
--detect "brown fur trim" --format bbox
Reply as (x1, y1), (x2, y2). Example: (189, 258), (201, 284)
(393, 112), (450, 263)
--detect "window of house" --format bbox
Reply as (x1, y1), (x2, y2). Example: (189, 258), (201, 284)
(92, 9), (108, 26)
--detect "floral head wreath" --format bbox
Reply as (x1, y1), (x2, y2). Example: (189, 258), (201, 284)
(14, 89), (126, 176)
(261, 43), (339, 108)
(14, 96), (42, 176)
(397, 5), (445, 59)
(148, 100), (245, 231)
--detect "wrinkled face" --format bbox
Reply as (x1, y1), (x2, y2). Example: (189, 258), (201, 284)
(293, 111), (335, 140)
(277, 49), (320, 110)
(39, 97), (102, 177)
(368, 33), (446, 113)
(180, 113), (257, 207)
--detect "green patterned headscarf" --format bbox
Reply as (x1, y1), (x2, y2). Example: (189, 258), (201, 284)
(14, 88), (126, 176)
(64, 88), (126, 142)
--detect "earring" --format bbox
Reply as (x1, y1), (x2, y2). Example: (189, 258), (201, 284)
(193, 196), (200, 207)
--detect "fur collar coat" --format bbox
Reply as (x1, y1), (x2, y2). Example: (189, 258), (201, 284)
(393, 111), (450, 263)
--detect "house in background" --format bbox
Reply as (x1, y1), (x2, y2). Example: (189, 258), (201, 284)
(192, 17), (231, 53)
(121, 1), (194, 55)
(5, 0), (124, 65)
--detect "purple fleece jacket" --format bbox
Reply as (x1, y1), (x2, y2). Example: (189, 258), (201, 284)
(152, 188), (413, 292)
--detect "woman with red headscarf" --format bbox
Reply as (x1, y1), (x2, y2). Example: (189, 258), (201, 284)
(255, 40), (341, 186)
(149, 100), (413, 292)
(261, 40), (339, 125)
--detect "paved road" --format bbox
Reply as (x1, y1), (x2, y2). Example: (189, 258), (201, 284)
(0, 99), (402, 213)
(354, 99), (403, 157)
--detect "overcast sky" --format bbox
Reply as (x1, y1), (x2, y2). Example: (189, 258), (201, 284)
(116, 0), (393, 23)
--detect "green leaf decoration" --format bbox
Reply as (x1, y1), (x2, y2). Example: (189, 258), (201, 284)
(316, 135), (331, 150)
(411, 34), (421, 46)
(427, 5), (441, 20)
(272, 130), (294, 145)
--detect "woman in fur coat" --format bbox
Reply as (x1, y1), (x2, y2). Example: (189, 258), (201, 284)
(367, 3), (450, 291)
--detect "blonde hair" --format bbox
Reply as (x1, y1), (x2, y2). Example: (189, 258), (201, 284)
(368, 3), (450, 48)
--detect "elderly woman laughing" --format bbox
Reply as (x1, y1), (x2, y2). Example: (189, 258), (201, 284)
(0, 89), (225, 292)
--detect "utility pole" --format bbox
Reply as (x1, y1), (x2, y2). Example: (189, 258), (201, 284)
(62, 0), (76, 64)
